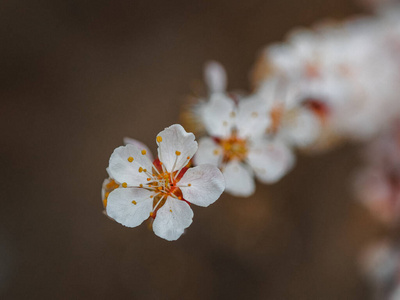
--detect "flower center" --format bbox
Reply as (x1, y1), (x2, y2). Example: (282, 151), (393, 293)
(303, 98), (330, 123)
(218, 135), (248, 162)
(147, 159), (189, 218)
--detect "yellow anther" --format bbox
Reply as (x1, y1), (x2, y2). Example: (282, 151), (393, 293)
(213, 149), (219, 155)
(139, 184), (143, 188)
(169, 209), (172, 213)
(139, 167), (143, 173)
(230, 111), (236, 118)
(141, 150), (147, 155)
(122, 182), (128, 188)
(143, 169), (147, 172)
(127, 157), (134, 162)
(187, 156), (190, 160)
(147, 178), (151, 181)
(251, 112), (258, 118)
(150, 212), (155, 218)
(224, 143), (232, 151)
(132, 200), (137, 205)
(188, 183), (191, 187)
(175, 151), (181, 156)
(157, 136), (162, 142)
(158, 187), (162, 191)
(150, 195), (154, 198)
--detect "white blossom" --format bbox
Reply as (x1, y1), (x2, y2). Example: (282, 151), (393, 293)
(103, 124), (225, 241)
(193, 64), (294, 197)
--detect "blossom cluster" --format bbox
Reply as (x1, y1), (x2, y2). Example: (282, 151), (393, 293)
(101, 11), (400, 296)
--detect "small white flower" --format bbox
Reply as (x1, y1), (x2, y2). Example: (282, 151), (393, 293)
(256, 77), (323, 149)
(193, 64), (295, 197)
(103, 124), (225, 241)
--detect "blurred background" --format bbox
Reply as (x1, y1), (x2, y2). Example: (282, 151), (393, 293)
(0, 0), (383, 298)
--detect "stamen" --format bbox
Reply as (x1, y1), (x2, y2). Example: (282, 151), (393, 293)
(139, 184), (143, 188)
(132, 200), (137, 205)
(188, 184), (191, 187)
(122, 182), (128, 188)
(157, 136), (162, 143)
(141, 150), (147, 155)
(170, 153), (180, 182)
(174, 155), (191, 180)
(127, 157), (134, 162)
(151, 195), (166, 214)
(139, 167), (143, 173)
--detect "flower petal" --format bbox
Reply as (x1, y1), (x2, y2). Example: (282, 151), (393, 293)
(235, 95), (271, 140)
(123, 137), (154, 161)
(223, 160), (255, 197)
(106, 188), (153, 228)
(193, 137), (223, 167)
(152, 197), (193, 241)
(204, 61), (227, 94)
(157, 124), (198, 172)
(108, 144), (153, 186)
(279, 108), (320, 148)
(178, 164), (225, 207)
(201, 94), (236, 138)
(247, 140), (295, 184)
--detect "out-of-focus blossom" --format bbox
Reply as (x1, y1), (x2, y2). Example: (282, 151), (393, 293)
(191, 62), (294, 197)
(256, 77), (323, 149)
(362, 241), (400, 299)
(102, 124), (225, 241)
(252, 15), (400, 147)
(355, 122), (400, 225)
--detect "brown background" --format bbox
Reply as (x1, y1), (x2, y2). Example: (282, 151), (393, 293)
(0, 0), (383, 299)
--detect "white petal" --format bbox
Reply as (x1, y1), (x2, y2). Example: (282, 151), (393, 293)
(247, 140), (295, 184)
(152, 197), (193, 241)
(204, 61), (227, 94)
(193, 137), (223, 167)
(123, 137), (154, 161)
(279, 109), (320, 148)
(201, 94), (236, 138)
(223, 160), (255, 197)
(236, 95), (271, 140)
(108, 144), (153, 186)
(106, 188), (153, 228)
(157, 124), (198, 172)
(178, 164), (225, 207)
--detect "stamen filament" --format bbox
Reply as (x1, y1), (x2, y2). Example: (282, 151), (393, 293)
(152, 194), (165, 213)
